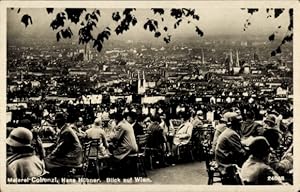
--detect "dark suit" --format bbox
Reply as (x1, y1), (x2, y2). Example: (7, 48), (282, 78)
(45, 124), (83, 168)
(215, 128), (246, 173)
(133, 122), (144, 137)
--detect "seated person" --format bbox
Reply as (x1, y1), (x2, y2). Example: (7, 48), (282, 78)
(241, 111), (264, 139)
(191, 110), (204, 128)
(173, 113), (193, 145)
(45, 113), (83, 177)
(146, 116), (169, 166)
(124, 111), (144, 138)
(74, 117), (88, 138)
(147, 116), (166, 150)
(241, 136), (283, 185)
(7, 127), (45, 179)
(108, 113), (138, 178)
(19, 118), (46, 160)
(212, 111), (240, 152)
(211, 112), (232, 152)
(109, 113), (138, 161)
(215, 113), (247, 183)
(85, 117), (110, 158)
(172, 113), (193, 157)
(263, 128), (293, 176)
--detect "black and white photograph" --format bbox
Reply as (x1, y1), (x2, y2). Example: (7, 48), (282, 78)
(1, 2), (296, 189)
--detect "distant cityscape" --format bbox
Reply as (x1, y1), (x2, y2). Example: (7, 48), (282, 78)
(7, 36), (292, 109)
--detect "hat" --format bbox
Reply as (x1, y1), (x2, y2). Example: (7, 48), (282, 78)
(220, 112), (232, 122)
(249, 136), (270, 158)
(221, 112), (241, 123)
(269, 109), (280, 116)
(6, 127), (33, 147)
(55, 112), (66, 123)
(264, 115), (276, 126)
(93, 117), (102, 127)
(196, 110), (203, 115)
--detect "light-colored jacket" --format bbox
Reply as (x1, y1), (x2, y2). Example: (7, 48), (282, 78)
(111, 120), (138, 160)
(173, 121), (193, 146)
(7, 152), (45, 179)
(241, 155), (283, 185)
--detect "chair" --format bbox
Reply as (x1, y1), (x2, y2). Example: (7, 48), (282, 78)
(190, 126), (203, 161)
(199, 126), (222, 185)
(84, 138), (109, 179)
(127, 134), (149, 177)
(143, 129), (167, 169)
(177, 141), (194, 162)
(221, 164), (244, 185)
(82, 140), (92, 178)
(202, 142), (222, 185)
(61, 142), (92, 181)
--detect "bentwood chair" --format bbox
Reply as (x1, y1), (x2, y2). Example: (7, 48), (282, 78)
(202, 141), (222, 185)
(84, 138), (110, 179)
(128, 134), (149, 177)
(199, 126), (222, 185)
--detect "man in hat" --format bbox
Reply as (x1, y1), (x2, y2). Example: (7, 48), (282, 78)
(241, 136), (283, 185)
(263, 128), (293, 176)
(44, 113), (83, 177)
(215, 112), (247, 184)
(263, 115), (277, 131)
(7, 127), (45, 179)
(212, 111), (235, 152)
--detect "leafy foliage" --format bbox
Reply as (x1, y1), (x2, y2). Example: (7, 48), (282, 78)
(14, 8), (203, 51)
(56, 27), (73, 42)
(269, 33), (275, 41)
(65, 8), (86, 24)
(151, 8), (164, 15)
(14, 7), (291, 57)
(93, 27), (111, 52)
(170, 9), (183, 19)
(115, 8), (137, 35)
(243, 8), (293, 57)
(163, 35), (171, 43)
(46, 8), (54, 14)
(247, 8), (259, 15)
(195, 26), (204, 37)
(21, 14), (32, 28)
(112, 12), (121, 22)
(274, 8), (284, 18)
(144, 19), (158, 32)
(50, 12), (66, 30)
(154, 31), (161, 38)
(174, 19), (182, 29)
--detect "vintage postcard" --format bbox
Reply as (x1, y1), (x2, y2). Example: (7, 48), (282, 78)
(0, 1), (299, 192)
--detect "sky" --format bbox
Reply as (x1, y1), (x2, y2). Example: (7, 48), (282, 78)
(7, 8), (291, 42)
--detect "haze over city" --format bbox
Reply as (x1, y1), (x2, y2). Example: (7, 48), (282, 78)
(7, 8), (291, 43)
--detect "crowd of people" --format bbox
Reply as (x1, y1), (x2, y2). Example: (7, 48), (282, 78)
(6, 98), (293, 185)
